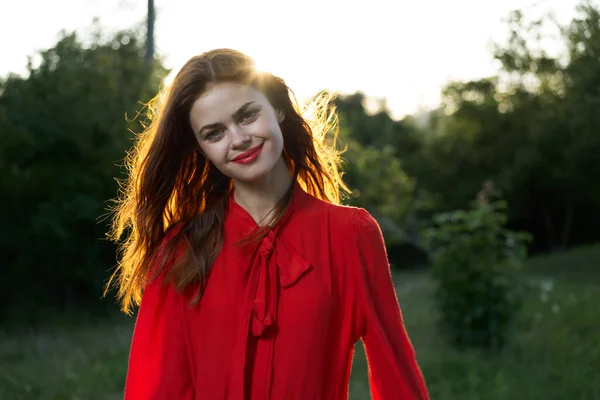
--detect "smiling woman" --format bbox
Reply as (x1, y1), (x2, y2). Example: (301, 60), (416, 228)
(105, 48), (429, 400)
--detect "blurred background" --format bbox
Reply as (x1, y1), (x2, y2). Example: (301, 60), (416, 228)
(1, 0), (599, 399)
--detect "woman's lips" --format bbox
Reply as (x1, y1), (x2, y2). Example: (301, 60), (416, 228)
(231, 143), (264, 164)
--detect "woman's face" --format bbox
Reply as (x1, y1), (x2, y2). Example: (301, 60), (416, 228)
(189, 82), (285, 183)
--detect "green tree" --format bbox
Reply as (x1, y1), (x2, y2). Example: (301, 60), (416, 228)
(334, 97), (435, 253)
(0, 26), (165, 322)
(415, 2), (600, 251)
(493, 4), (600, 249)
(341, 136), (416, 246)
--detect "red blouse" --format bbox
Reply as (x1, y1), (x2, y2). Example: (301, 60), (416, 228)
(124, 184), (429, 400)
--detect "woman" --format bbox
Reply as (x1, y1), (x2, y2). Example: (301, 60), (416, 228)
(107, 48), (429, 400)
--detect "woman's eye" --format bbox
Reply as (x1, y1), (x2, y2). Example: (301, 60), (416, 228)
(206, 129), (224, 140)
(240, 110), (258, 123)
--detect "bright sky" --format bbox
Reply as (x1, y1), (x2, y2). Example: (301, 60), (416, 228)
(0, 0), (586, 118)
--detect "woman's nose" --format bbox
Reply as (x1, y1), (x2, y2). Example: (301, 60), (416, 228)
(230, 125), (252, 148)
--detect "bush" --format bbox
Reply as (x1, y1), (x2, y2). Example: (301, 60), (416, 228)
(422, 200), (532, 350)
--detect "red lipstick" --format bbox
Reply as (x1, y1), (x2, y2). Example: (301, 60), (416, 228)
(231, 143), (264, 164)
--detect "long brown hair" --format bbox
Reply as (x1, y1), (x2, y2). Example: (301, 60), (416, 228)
(105, 49), (348, 314)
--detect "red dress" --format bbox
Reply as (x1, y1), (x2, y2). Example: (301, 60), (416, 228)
(124, 184), (429, 400)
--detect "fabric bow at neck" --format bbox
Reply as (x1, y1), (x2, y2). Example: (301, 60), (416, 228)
(227, 229), (312, 399)
(251, 229), (311, 336)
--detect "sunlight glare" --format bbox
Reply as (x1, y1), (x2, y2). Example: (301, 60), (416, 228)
(251, 51), (289, 82)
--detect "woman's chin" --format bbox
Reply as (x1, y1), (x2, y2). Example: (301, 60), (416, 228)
(229, 159), (279, 184)
(230, 169), (269, 184)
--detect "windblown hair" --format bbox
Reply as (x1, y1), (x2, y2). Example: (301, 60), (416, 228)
(105, 48), (348, 314)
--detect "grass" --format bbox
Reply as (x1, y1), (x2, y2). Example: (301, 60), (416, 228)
(2, 244), (599, 400)
(0, 315), (132, 400)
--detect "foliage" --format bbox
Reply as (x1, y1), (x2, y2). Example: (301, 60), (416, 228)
(334, 3), (600, 253)
(336, 97), (436, 250)
(340, 137), (415, 245)
(421, 200), (532, 350)
(0, 27), (165, 322)
(407, 3), (600, 251)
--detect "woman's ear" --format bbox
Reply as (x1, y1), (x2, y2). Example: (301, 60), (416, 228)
(276, 109), (285, 124)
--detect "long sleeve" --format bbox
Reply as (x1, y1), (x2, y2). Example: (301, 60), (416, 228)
(352, 208), (429, 400)
(124, 237), (194, 399)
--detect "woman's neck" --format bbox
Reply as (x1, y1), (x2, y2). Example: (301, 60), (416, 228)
(232, 157), (293, 226)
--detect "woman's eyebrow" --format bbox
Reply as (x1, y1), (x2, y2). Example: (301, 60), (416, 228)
(198, 101), (256, 135)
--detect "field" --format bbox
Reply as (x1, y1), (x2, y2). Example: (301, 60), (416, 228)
(2, 245), (599, 400)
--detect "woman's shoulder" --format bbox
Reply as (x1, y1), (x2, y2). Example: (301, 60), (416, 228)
(299, 192), (378, 234)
